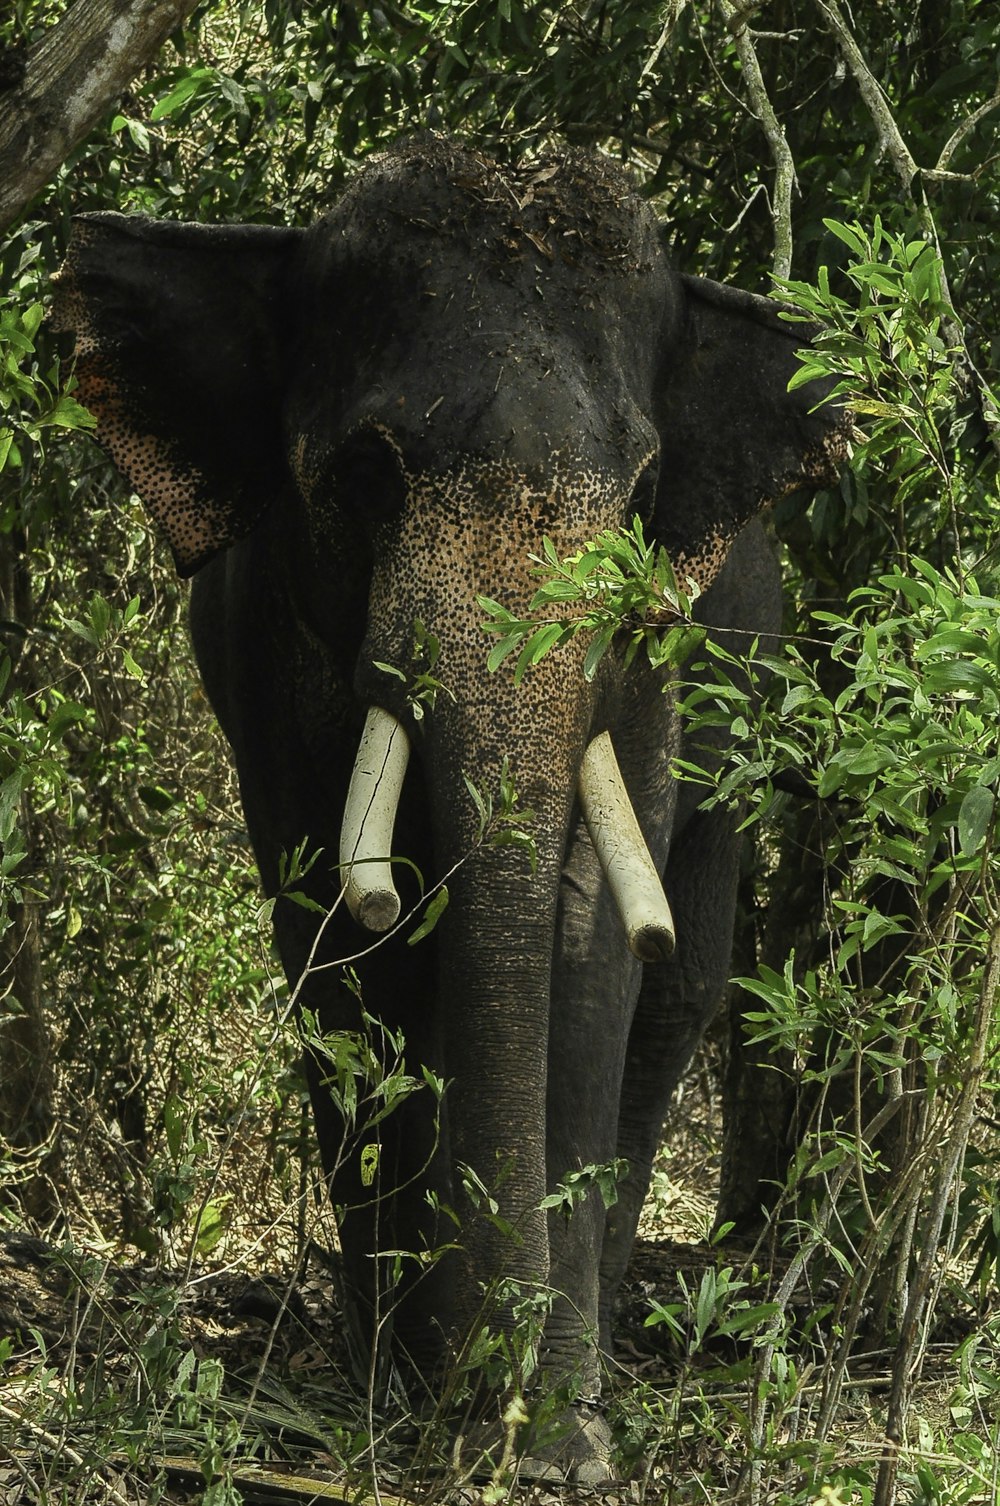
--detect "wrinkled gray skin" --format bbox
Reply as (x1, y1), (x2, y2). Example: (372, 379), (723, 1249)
(53, 139), (847, 1480)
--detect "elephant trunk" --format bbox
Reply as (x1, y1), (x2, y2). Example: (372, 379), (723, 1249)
(337, 648), (674, 1347)
(422, 675), (586, 1340)
(436, 847), (560, 1336)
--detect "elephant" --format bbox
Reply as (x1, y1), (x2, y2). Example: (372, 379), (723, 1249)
(52, 137), (848, 1480)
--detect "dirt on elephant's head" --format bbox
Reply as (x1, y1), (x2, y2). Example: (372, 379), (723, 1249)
(333, 134), (659, 286)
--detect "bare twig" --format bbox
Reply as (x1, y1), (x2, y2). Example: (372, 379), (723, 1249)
(741, 1092), (907, 1506)
(936, 89), (1000, 173)
(813, 0), (918, 187)
(639, 0), (689, 83)
(813, 0), (1000, 464)
(721, 0), (796, 279)
(874, 918), (1000, 1506)
(0, 1399), (134, 1506)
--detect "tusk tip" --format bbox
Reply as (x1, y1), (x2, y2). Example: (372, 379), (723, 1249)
(628, 923), (676, 963)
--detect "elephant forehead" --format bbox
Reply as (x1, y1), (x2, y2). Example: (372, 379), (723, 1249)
(327, 137), (663, 283)
(291, 275), (666, 479)
(297, 142), (678, 424)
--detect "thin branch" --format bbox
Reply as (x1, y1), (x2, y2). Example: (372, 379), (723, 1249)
(812, 0), (919, 188)
(936, 89), (1000, 173)
(813, 0), (1000, 464)
(639, 0), (689, 83)
(720, 0), (796, 279)
(740, 1091), (908, 1505)
(874, 918), (1000, 1506)
(0, 1399), (134, 1506)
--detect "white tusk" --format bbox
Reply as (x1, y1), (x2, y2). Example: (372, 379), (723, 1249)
(578, 731), (675, 962)
(340, 707), (410, 933)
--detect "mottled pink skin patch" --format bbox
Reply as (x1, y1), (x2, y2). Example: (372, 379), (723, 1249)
(71, 362), (229, 566)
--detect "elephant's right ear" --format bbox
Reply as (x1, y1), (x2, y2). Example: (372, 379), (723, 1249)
(51, 212), (304, 577)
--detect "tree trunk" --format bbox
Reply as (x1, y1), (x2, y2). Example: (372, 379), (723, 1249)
(0, 523), (59, 1221)
(717, 830), (801, 1235)
(0, 890), (59, 1224)
(0, 0), (200, 233)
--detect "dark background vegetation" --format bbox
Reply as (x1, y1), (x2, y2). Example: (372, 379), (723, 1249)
(0, 3), (998, 1502)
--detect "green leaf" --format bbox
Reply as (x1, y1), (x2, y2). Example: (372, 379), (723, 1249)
(193, 1198), (230, 1257)
(20, 303), (44, 339)
(150, 68), (213, 121)
(822, 219), (869, 256)
(283, 889), (327, 914)
(463, 775), (489, 831)
(360, 1143), (379, 1187)
(958, 785), (994, 855)
(46, 700), (88, 738)
(916, 629), (989, 658)
(125, 118), (151, 153)
(486, 635), (520, 672)
(122, 650), (145, 681)
(695, 1271), (718, 1344)
(716, 1301), (781, 1336)
(843, 742), (894, 776)
(582, 623), (615, 681)
(89, 594), (112, 642)
(522, 621), (564, 669)
(925, 660), (994, 695)
(373, 660), (406, 681)
(408, 884), (449, 944)
(162, 1093), (186, 1162)
(47, 394), (96, 431)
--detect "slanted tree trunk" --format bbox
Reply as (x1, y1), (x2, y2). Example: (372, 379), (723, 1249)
(0, 0), (200, 234)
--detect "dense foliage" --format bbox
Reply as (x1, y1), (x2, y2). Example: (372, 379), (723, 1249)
(1, 2), (998, 1503)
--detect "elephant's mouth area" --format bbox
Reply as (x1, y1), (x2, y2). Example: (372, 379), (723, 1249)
(339, 705), (675, 962)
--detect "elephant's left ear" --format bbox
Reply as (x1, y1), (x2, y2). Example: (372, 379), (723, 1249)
(51, 212), (305, 576)
(653, 274), (851, 593)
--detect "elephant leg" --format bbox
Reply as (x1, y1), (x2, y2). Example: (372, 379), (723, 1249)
(598, 803), (742, 1350)
(284, 921), (451, 1391)
(546, 814), (642, 1391)
(220, 637), (454, 1387)
(519, 813), (642, 1482)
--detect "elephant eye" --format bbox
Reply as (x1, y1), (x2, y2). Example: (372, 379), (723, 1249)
(337, 430), (408, 526)
(630, 457), (660, 520)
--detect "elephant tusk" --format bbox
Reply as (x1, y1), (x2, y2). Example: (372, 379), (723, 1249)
(340, 706), (411, 933)
(578, 731), (676, 963)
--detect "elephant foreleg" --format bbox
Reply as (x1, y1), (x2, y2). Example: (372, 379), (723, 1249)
(546, 814), (641, 1395)
(598, 803), (743, 1349)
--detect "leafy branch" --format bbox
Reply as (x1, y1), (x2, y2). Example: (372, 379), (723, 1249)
(479, 518), (704, 685)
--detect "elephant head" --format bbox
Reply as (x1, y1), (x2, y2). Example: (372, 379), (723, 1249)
(53, 138), (847, 1479)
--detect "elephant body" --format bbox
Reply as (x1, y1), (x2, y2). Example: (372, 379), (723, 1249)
(53, 138), (847, 1479)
